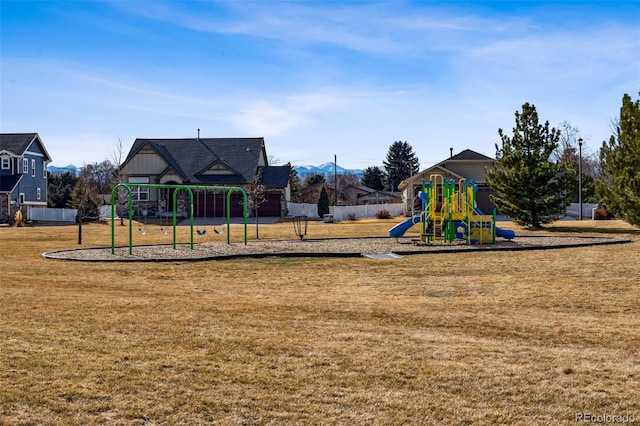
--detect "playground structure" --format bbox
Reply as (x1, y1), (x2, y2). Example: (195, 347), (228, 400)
(389, 174), (515, 244)
(110, 183), (248, 255)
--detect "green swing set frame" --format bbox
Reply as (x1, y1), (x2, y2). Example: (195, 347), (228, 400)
(110, 183), (248, 255)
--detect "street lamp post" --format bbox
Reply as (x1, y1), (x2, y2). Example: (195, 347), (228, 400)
(578, 138), (583, 221)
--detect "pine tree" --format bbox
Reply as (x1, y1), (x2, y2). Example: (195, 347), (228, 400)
(383, 141), (419, 192)
(361, 166), (386, 191)
(286, 162), (302, 202)
(597, 93), (640, 226)
(47, 171), (78, 208)
(486, 103), (564, 228)
(317, 185), (330, 218)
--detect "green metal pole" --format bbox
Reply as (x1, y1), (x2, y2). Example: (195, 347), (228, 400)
(226, 189), (232, 244)
(493, 208), (497, 244)
(110, 184), (133, 255)
(188, 186), (194, 249)
(111, 187), (116, 255)
(172, 188), (177, 250)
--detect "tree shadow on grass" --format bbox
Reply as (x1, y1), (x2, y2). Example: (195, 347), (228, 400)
(528, 224), (640, 235)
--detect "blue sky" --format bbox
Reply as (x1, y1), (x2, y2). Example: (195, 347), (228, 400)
(1, 1), (638, 170)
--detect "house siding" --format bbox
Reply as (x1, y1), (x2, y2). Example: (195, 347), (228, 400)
(17, 139), (49, 206)
(122, 150), (169, 177)
(443, 161), (494, 183)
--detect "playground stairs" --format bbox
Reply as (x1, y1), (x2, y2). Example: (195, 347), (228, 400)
(420, 214), (449, 244)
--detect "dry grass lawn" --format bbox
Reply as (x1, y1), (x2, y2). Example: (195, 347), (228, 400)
(1, 218), (639, 425)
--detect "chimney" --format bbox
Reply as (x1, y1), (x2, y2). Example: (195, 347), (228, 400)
(450, 147), (453, 158)
(197, 128), (200, 141)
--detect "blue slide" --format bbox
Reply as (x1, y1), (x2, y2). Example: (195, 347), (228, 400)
(388, 213), (425, 238)
(474, 207), (515, 240)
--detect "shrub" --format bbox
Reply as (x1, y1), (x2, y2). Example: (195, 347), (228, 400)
(347, 212), (357, 221)
(317, 186), (330, 218)
(594, 207), (613, 220)
(375, 209), (392, 219)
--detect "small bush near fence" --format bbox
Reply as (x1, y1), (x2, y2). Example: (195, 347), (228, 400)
(375, 209), (392, 219)
(347, 212), (358, 221)
(594, 207), (613, 220)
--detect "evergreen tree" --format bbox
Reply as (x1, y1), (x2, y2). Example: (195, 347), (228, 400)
(383, 141), (419, 192)
(317, 185), (330, 218)
(361, 166), (386, 191)
(304, 173), (326, 187)
(486, 103), (564, 227)
(597, 93), (640, 226)
(286, 162), (302, 202)
(47, 171), (78, 208)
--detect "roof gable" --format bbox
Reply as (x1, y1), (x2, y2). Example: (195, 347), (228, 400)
(444, 149), (493, 162)
(0, 133), (51, 161)
(398, 165), (465, 190)
(124, 137), (266, 184)
(197, 160), (240, 176)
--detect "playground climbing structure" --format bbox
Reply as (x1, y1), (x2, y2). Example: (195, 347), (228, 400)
(388, 174), (515, 244)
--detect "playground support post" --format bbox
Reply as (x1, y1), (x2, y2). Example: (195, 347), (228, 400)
(111, 185), (133, 255)
(578, 138), (583, 221)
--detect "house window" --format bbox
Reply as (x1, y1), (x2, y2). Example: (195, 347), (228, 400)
(23, 159), (28, 174)
(43, 162), (47, 178)
(19, 193), (25, 204)
(128, 177), (150, 201)
(32, 159), (36, 177)
(1, 157), (9, 169)
(37, 188), (41, 200)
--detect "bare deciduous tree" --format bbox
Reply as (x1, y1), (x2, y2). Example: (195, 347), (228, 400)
(111, 136), (129, 225)
(246, 168), (267, 239)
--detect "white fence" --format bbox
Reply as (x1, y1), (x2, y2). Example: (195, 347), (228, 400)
(564, 203), (598, 219)
(287, 202), (405, 221)
(99, 205), (120, 220)
(28, 207), (77, 222)
(286, 203), (320, 218)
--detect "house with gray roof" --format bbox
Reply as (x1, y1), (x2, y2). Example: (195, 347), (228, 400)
(0, 133), (52, 222)
(398, 149), (497, 216)
(119, 137), (291, 218)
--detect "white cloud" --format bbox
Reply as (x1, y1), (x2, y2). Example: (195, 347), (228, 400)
(3, 2), (638, 169)
(228, 89), (351, 136)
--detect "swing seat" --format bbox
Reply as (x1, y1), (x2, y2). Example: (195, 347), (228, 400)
(196, 229), (207, 236)
(214, 228), (225, 235)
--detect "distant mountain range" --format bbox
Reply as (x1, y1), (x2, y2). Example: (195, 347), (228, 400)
(48, 165), (79, 175)
(48, 163), (364, 179)
(294, 163), (363, 179)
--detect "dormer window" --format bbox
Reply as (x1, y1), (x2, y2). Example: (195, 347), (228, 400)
(1, 157), (9, 169)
